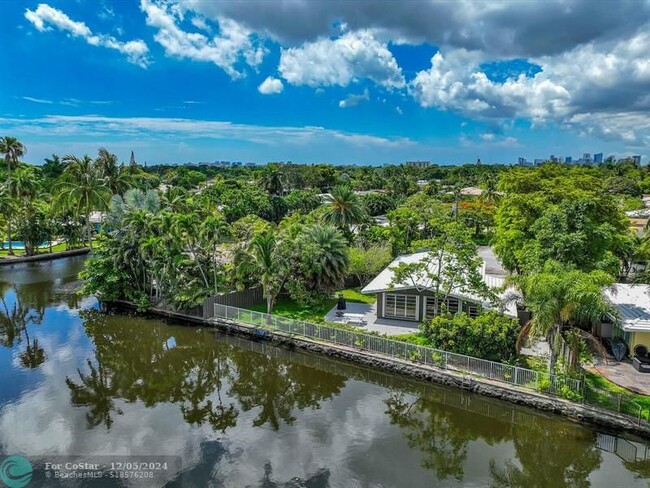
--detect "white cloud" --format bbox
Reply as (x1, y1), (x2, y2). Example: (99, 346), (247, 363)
(279, 30), (404, 88)
(140, 0), (267, 79)
(22, 96), (53, 104)
(258, 76), (284, 95)
(24, 3), (149, 67)
(0, 114), (413, 149)
(410, 30), (650, 144)
(339, 89), (369, 108)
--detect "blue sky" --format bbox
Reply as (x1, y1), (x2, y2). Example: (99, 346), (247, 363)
(0, 1), (648, 165)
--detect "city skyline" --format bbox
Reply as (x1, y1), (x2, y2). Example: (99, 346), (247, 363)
(0, 1), (648, 165)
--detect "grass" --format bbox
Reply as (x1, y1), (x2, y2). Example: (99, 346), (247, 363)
(248, 288), (376, 324)
(585, 370), (650, 420)
(0, 242), (73, 257)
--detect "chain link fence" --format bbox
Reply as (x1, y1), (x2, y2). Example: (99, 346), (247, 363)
(213, 304), (583, 398)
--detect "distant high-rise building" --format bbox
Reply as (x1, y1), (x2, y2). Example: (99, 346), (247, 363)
(583, 153), (591, 160)
(565, 156), (572, 163)
(549, 154), (558, 163)
(559, 156), (565, 163)
(517, 157), (526, 166)
(633, 155), (642, 165)
(594, 152), (603, 164)
(534, 159), (544, 165)
(405, 160), (431, 168)
(476, 158), (481, 166)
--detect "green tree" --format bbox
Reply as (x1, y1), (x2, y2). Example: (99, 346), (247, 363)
(348, 243), (393, 286)
(0, 136), (26, 255)
(390, 221), (492, 313)
(323, 185), (367, 235)
(57, 155), (110, 250)
(242, 232), (285, 314)
(509, 260), (614, 371)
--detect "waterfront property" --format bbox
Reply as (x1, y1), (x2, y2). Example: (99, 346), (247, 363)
(597, 284), (650, 354)
(5, 257), (650, 486)
(359, 249), (517, 324)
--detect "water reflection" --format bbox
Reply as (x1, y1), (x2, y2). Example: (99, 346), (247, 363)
(0, 257), (649, 487)
(66, 310), (346, 434)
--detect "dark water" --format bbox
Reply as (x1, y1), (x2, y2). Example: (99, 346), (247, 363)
(1, 258), (649, 487)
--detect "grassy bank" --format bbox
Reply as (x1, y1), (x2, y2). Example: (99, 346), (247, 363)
(248, 288), (376, 324)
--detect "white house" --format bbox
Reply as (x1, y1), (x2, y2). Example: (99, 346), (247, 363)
(361, 250), (518, 322)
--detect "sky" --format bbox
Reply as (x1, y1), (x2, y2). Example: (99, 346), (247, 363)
(0, 0), (648, 166)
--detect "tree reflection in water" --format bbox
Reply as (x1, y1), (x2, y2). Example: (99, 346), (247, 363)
(386, 389), (602, 486)
(66, 310), (345, 434)
(0, 284), (47, 368)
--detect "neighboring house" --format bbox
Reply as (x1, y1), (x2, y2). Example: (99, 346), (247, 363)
(599, 284), (650, 352)
(361, 249), (518, 322)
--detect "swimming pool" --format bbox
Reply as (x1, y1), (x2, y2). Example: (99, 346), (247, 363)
(1, 241), (48, 250)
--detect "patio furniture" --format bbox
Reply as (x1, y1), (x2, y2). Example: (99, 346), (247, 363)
(337, 294), (346, 310)
(633, 356), (650, 373)
(343, 313), (367, 326)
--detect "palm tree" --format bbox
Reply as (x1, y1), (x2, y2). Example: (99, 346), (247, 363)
(96, 148), (131, 194)
(199, 215), (231, 294)
(509, 260), (613, 371)
(323, 185), (367, 234)
(301, 224), (349, 293)
(0, 136), (26, 255)
(479, 176), (501, 206)
(260, 168), (285, 196)
(246, 232), (280, 314)
(57, 155), (110, 250)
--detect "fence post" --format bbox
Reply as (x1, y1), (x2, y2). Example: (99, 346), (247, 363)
(445, 351), (448, 369)
(466, 355), (470, 373)
(514, 366), (518, 385)
(617, 395), (622, 412)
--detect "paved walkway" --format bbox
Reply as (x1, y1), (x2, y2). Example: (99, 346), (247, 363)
(592, 360), (650, 395)
(324, 302), (420, 336)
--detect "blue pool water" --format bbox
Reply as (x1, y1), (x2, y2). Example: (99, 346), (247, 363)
(1, 241), (48, 250)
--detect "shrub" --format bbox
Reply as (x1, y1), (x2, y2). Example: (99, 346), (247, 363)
(421, 311), (520, 362)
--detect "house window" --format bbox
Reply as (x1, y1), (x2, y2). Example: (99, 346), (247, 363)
(425, 296), (460, 319)
(465, 301), (481, 318)
(384, 294), (418, 320)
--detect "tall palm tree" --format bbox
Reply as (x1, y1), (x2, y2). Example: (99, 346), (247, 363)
(57, 155), (110, 250)
(96, 148), (131, 194)
(323, 185), (367, 234)
(509, 260), (613, 371)
(0, 136), (26, 255)
(199, 215), (231, 294)
(246, 232), (280, 314)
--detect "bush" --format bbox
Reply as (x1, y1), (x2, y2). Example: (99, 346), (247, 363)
(421, 311), (520, 362)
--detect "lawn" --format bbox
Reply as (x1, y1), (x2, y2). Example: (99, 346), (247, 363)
(585, 371), (650, 412)
(248, 288), (376, 324)
(0, 242), (72, 257)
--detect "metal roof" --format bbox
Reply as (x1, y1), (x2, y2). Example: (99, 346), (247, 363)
(361, 251), (518, 317)
(603, 284), (650, 331)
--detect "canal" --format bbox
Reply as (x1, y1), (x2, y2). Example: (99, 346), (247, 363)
(0, 257), (648, 487)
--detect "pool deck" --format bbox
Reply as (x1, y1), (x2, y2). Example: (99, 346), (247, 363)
(324, 301), (420, 336)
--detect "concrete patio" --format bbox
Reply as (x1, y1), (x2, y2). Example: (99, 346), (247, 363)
(324, 301), (420, 336)
(591, 360), (650, 395)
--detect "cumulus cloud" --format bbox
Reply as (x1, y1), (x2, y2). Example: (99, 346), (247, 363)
(279, 30), (404, 88)
(25, 3), (149, 67)
(177, 0), (649, 56)
(258, 76), (284, 95)
(339, 89), (369, 108)
(140, 0), (266, 79)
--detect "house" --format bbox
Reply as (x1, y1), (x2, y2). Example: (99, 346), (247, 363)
(599, 284), (650, 352)
(361, 249), (518, 322)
